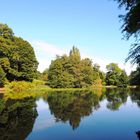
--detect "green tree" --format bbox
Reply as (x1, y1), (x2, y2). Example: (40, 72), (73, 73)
(129, 67), (140, 85)
(119, 70), (128, 86)
(42, 68), (48, 81)
(0, 23), (38, 82)
(0, 24), (14, 39)
(92, 63), (106, 85)
(48, 47), (94, 88)
(105, 63), (128, 86)
(48, 55), (74, 88)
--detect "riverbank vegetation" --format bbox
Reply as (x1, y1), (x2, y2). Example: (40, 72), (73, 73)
(0, 23), (140, 93)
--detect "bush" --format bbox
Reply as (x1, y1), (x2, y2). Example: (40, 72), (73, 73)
(7, 81), (34, 92)
(5, 80), (50, 92)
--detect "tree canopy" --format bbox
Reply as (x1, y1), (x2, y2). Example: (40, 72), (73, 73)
(0, 23), (38, 84)
(105, 63), (128, 86)
(48, 46), (102, 88)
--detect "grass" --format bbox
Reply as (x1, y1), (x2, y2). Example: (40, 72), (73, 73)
(2, 80), (133, 100)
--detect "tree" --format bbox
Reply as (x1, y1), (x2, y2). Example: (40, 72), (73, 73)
(0, 24), (14, 39)
(129, 67), (140, 85)
(119, 70), (128, 86)
(114, 0), (140, 65)
(93, 63), (106, 85)
(0, 23), (38, 82)
(42, 68), (48, 81)
(105, 63), (128, 86)
(48, 47), (94, 88)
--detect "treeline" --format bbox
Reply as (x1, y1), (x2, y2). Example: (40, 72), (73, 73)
(0, 23), (140, 88)
(40, 47), (140, 88)
(40, 47), (129, 88)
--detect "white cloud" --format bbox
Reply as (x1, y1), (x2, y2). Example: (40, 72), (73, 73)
(31, 40), (136, 74)
(32, 40), (65, 56)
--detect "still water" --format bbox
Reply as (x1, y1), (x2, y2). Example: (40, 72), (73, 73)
(0, 88), (140, 140)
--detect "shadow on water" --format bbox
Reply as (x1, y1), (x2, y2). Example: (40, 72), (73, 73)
(0, 95), (38, 140)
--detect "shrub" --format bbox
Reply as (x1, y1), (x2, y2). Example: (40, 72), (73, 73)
(7, 81), (34, 92)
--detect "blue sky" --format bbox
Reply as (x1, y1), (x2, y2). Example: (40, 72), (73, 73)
(0, 0), (136, 74)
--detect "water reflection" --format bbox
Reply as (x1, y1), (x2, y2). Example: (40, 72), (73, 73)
(0, 88), (140, 140)
(0, 96), (37, 140)
(104, 89), (129, 110)
(130, 89), (140, 107)
(136, 131), (140, 140)
(46, 90), (100, 129)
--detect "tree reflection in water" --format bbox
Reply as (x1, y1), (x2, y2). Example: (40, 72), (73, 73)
(45, 90), (100, 130)
(0, 96), (37, 140)
(130, 88), (140, 108)
(0, 88), (140, 139)
(136, 131), (140, 140)
(104, 88), (129, 111)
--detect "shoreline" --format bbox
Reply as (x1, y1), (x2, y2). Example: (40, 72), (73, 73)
(1, 85), (138, 93)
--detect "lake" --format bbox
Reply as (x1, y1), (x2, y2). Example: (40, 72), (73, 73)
(0, 88), (140, 140)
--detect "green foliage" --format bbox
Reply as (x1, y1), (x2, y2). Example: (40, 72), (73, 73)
(93, 64), (106, 85)
(0, 66), (6, 87)
(119, 70), (128, 86)
(129, 66), (140, 85)
(5, 80), (48, 92)
(0, 23), (38, 82)
(114, 0), (140, 65)
(0, 24), (14, 39)
(42, 68), (48, 81)
(105, 63), (128, 86)
(114, 0), (140, 38)
(6, 81), (35, 92)
(48, 47), (94, 88)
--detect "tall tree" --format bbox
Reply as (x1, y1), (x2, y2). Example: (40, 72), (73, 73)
(48, 47), (94, 88)
(0, 23), (38, 81)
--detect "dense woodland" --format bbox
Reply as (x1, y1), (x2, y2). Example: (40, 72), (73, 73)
(0, 23), (140, 88)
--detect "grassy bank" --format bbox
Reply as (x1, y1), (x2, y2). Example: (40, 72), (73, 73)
(4, 80), (135, 93)
(4, 80), (50, 92)
(2, 80), (136, 99)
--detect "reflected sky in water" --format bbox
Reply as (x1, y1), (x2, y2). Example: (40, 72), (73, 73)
(0, 89), (140, 140)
